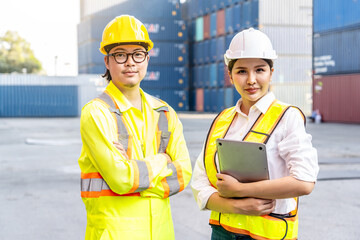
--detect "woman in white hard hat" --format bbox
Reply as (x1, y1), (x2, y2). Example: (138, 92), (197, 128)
(191, 28), (319, 240)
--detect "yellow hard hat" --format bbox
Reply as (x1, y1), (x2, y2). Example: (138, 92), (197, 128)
(99, 15), (154, 55)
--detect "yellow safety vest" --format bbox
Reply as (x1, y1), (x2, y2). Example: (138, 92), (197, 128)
(204, 100), (305, 240)
(79, 85), (192, 240)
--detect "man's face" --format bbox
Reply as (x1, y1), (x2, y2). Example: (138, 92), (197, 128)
(104, 45), (149, 91)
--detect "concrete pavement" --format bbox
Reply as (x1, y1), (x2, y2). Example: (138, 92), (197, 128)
(0, 115), (360, 239)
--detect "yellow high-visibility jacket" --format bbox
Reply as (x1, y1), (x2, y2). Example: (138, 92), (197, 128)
(204, 100), (304, 240)
(78, 82), (192, 240)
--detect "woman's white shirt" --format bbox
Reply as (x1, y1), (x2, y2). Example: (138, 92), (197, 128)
(191, 92), (319, 214)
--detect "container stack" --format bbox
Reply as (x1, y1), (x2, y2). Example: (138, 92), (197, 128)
(78, 0), (189, 111)
(185, 0), (312, 114)
(313, 0), (360, 123)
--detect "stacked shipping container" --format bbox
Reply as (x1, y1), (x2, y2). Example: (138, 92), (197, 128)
(186, 0), (313, 114)
(78, 0), (189, 111)
(313, 0), (360, 123)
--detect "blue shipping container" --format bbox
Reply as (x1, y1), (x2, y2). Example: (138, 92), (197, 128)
(243, 1), (251, 28)
(149, 42), (189, 65)
(225, 7), (233, 34)
(142, 66), (189, 89)
(144, 88), (189, 111)
(233, 4), (243, 32)
(224, 87), (234, 108)
(210, 38), (218, 62)
(314, 27), (360, 75)
(251, 0), (259, 27)
(210, 12), (217, 37)
(314, 0), (360, 33)
(203, 64), (211, 88)
(0, 86), (78, 117)
(216, 36), (226, 62)
(209, 63), (218, 87)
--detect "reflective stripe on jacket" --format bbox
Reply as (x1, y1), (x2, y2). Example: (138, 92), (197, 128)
(204, 100), (304, 240)
(78, 82), (192, 240)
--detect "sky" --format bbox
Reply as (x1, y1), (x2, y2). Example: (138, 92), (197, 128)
(0, 0), (80, 76)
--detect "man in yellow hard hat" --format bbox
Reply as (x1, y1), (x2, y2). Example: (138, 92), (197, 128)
(78, 15), (192, 240)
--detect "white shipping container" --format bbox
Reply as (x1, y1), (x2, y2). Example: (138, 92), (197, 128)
(259, 0), (312, 26)
(273, 56), (312, 83)
(260, 26), (312, 55)
(271, 81), (312, 116)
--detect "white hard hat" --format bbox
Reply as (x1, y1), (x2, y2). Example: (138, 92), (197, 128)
(224, 28), (277, 66)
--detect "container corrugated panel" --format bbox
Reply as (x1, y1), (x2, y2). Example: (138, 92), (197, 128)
(204, 88), (212, 112)
(314, 0), (360, 33)
(226, 33), (235, 50)
(274, 56), (312, 83)
(0, 86), (78, 117)
(143, 88), (189, 111)
(210, 12), (217, 38)
(190, 19), (196, 42)
(216, 36), (226, 62)
(209, 63), (218, 87)
(313, 27), (360, 75)
(197, 0), (205, 16)
(232, 0), (244, 4)
(225, 7), (234, 34)
(233, 88), (241, 104)
(261, 26), (312, 55)
(195, 41), (205, 65)
(232, 4), (243, 32)
(203, 40), (211, 64)
(143, 19), (188, 41)
(196, 88), (204, 112)
(243, 1), (252, 28)
(259, 0), (312, 26)
(224, 87), (234, 108)
(313, 74), (360, 123)
(91, 0), (183, 20)
(195, 17), (204, 41)
(216, 88), (225, 112)
(195, 65), (205, 88)
(78, 41), (104, 66)
(203, 64), (211, 87)
(148, 42), (188, 65)
(210, 0), (218, 11)
(141, 66), (189, 89)
(271, 81), (312, 116)
(216, 9), (226, 36)
(251, 0), (259, 27)
(217, 62), (225, 87)
(210, 38), (217, 62)
(203, 14), (211, 39)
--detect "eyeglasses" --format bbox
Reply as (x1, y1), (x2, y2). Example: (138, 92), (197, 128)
(107, 51), (148, 64)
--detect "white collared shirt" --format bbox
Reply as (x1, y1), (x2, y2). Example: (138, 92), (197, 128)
(191, 92), (319, 214)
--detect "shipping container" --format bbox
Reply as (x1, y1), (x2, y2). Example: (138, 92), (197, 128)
(195, 17), (204, 41)
(88, 0), (183, 20)
(148, 42), (189, 65)
(195, 88), (204, 111)
(314, 0), (360, 33)
(232, 4), (243, 32)
(142, 66), (189, 89)
(144, 88), (189, 112)
(209, 63), (218, 87)
(216, 88), (225, 112)
(251, 0), (259, 27)
(0, 85), (78, 117)
(203, 14), (211, 39)
(313, 27), (360, 75)
(243, 1), (252, 28)
(312, 74), (360, 123)
(216, 9), (226, 36)
(224, 87), (234, 108)
(203, 64), (211, 87)
(216, 36), (226, 62)
(210, 38), (217, 62)
(204, 88), (211, 111)
(225, 7), (233, 34)
(261, 26), (312, 55)
(273, 56), (312, 83)
(210, 12), (217, 37)
(203, 40), (211, 64)
(259, 0), (312, 26)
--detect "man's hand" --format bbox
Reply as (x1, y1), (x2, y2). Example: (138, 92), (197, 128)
(113, 141), (129, 160)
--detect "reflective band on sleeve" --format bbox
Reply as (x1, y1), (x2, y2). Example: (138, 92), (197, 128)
(166, 163), (181, 196)
(134, 160), (151, 192)
(155, 107), (171, 153)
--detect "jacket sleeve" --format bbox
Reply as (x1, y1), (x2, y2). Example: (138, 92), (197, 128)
(80, 101), (169, 195)
(140, 106), (193, 198)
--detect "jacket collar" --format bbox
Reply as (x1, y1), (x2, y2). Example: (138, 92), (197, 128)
(105, 82), (166, 112)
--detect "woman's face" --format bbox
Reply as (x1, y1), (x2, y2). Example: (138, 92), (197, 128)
(229, 58), (273, 110)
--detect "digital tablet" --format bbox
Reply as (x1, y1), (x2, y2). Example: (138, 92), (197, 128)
(216, 138), (269, 183)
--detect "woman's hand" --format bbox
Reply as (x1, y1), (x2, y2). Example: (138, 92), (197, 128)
(216, 173), (243, 198)
(113, 141), (129, 160)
